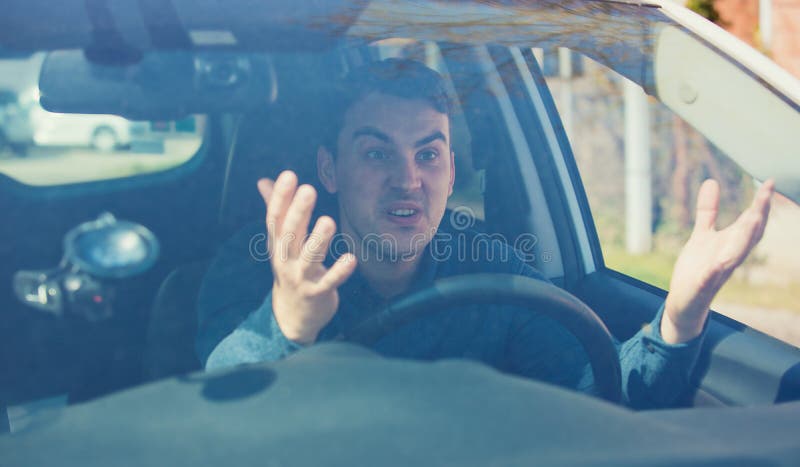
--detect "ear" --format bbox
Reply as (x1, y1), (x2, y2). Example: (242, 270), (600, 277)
(448, 150), (456, 196)
(317, 146), (338, 194)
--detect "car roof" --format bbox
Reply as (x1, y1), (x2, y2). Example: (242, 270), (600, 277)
(0, 0), (665, 51)
(2, 0), (799, 200)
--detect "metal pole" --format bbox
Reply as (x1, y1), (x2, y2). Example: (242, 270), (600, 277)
(624, 79), (652, 254)
(760, 0), (773, 50)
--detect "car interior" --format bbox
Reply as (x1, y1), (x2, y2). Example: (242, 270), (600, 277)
(3, 2), (800, 466)
(0, 43), (800, 418)
(1, 6), (800, 440)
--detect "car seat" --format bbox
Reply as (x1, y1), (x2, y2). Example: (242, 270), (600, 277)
(142, 57), (335, 380)
(142, 259), (210, 380)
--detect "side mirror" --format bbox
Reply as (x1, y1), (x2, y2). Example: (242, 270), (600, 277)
(64, 212), (159, 279)
(13, 213), (159, 321)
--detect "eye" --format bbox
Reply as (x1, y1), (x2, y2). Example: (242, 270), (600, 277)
(366, 149), (388, 160)
(417, 150), (438, 161)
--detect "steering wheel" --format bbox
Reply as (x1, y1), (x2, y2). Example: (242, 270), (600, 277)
(341, 274), (622, 403)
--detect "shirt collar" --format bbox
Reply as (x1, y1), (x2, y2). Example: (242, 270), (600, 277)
(337, 230), (446, 302)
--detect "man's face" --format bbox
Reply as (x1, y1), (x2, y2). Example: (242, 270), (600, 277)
(318, 92), (455, 260)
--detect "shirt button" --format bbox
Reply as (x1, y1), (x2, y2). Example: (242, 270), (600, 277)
(646, 343), (656, 353)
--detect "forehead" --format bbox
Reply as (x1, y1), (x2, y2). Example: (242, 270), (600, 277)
(340, 92), (450, 143)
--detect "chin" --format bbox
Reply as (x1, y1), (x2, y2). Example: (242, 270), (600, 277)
(358, 225), (431, 262)
(394, 229), (435, 258)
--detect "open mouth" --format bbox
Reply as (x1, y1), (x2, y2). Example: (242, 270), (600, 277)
(385, 203), (423, 225)
(389, 208), (418, 217)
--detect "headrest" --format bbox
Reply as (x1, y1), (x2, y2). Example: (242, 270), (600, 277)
(217, 107), (323, 235)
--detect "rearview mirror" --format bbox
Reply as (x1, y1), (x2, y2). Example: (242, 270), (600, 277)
(38, 50), (276, 120)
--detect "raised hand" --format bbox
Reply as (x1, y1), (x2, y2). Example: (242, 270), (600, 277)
(259, 171), (357, 344)
(661, 179), (774, 344)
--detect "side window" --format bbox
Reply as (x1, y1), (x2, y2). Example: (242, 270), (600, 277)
(0, 54), (204, 186)
(542, 48), (800, 347)
(369, 39), (485, 223)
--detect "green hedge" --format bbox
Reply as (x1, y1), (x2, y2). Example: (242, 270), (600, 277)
(686, 0), (721, 24)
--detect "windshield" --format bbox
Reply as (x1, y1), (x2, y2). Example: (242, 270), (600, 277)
(2, 0), (799, 433)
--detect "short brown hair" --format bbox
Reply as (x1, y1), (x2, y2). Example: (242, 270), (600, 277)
(321, 58), (451, 155)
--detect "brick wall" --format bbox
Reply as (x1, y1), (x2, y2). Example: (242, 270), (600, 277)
(772, 0), (800, 77)
(714, 0), (759, 46)
(713, 0), (800, 77)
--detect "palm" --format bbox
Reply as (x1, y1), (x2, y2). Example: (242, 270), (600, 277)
(259, 173), (357, 344)
(664, 179), (774, 341)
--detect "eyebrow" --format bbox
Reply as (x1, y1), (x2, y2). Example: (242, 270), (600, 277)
(352, 127), (447, 148)
(352, 127), (391, 143)
(413, 131), (447, 147)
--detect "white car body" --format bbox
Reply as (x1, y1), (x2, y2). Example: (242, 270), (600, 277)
(28, 104), (131, 151)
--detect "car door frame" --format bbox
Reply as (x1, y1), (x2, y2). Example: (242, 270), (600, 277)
(477, 42), (800, 407)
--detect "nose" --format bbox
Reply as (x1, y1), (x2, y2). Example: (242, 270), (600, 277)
(389, 154), (422, 191)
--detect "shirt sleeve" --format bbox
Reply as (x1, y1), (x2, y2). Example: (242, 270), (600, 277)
(195, 222), (274, 366)
(506, 258), (706, 409)
(616, 303), (706, 409)
(507, 297), (706, 409)
(205, 291), (305, 370)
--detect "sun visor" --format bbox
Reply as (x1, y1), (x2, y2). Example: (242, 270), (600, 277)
(653, 24), (800, 202)
(38, 50), (277, 120)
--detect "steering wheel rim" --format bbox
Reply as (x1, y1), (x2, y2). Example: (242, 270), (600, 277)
(342, 274), (622, 403)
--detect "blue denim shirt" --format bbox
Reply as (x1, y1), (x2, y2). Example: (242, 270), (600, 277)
(198, 222), (705, 409)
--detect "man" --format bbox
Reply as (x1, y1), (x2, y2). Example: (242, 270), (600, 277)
(197, 59), (773, 408)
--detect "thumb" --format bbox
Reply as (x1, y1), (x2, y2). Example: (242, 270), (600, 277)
(693, 179), (720, 233)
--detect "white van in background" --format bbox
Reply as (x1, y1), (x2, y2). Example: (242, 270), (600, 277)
(27, 90), (131, 151)
(1, 87), (131, 154)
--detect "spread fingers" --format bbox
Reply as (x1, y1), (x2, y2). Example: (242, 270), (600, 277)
(316, 253), (357, 291)
(302, 216), (336, 264)
(265, 170), (298, 239)
(281, 184), (318, 256)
